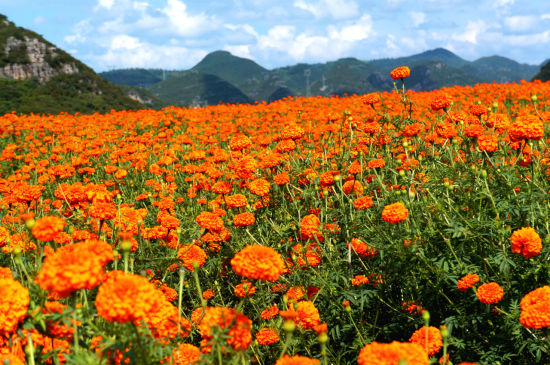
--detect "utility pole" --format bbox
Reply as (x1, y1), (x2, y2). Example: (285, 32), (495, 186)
(304, 69), (311, 97)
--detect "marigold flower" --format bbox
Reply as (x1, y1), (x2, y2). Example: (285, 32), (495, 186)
(362, 93), (380, 105)
(430, 94), (452, 111)
(233, 212), (255, 227)
(177, 244), (207, 271)
(409, 326), (443, 356)
(469, 104), (488, 117)
(256, 328), (280, 345)
(354, 196), (374, 210)
(510, 227), (542, 258)
(402, 122), (424, 137)
(35, 240), (114, 298)
(203, 288), (215, 300)
(225, 194), (248, 209)
(229, 135), (252, 151)
(476, 282), (503, 304)
(381, 202), (408, 224)
(390, 66), (411, 80)
(95, 271), (159, 323)
(342, 180), (364, 196)
(508, 115), (544, 141)
(170, 343), (201, 364)
(88, 201), (117, 220)
(231, 245), (286, 281)
(477, 134), (498, 153)
(347, 238), (377, 258)
(300, 214), (323, 241)
(32, 215), (66, 242)
(235, 281), (256, 297)
(195, 211), (224, 232)
(274, 172), (290, 185)
(296, 301), (321, 330)
(198, 306), (252, 351)
(367, 158), (385, 169)
(0, 277), (30, 335)
(260, 305), (279, 320)
(275, 354), (320, 365)
(457, 273), (480, 291)
(357, 341), (429, 365)
(280, 125), (305, 140)
(212, 181), (232, 195)
(520, 286), (550, 329)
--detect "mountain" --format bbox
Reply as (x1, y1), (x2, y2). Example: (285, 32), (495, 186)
(532, 60), (550, 82)
(101, 48), (541, 107)
(147, 70), (252, 106)
(0, 14), (142, 115)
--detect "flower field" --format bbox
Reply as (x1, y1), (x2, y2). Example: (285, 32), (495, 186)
(1, 71), (550, 364)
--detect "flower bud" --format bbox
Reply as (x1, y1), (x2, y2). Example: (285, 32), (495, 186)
(120, 240), (132, 252)
(531, 95), (538, 102)
(283, 320), (296, 333)
(25, 218), (35, 230)
(317, 332), (328, 344)
(422, 310), (430, 324)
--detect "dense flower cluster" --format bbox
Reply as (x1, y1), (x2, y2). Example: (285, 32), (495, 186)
(0, 278), (30, 335)
(231, 245), (286, 281)
(357, 341), (428, 365)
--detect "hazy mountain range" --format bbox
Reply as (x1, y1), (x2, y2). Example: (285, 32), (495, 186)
(0, 13), (548, 114)
(100, 48), (545, 107)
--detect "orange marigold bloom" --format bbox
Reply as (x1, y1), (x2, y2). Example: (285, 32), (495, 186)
(0, 353), (24, 365)
(469, 104), (488, 117)
(229, 135), (252, 151)
(88, 201), (117, 220)
(95, 271), (159, 323)
(362, 93), (380, 105)
(275, 354), (320, 365)
(402, 122), (424, 137)
(280, 125), (305, 140)
(114, 169), (127, 179)
(477, 134), (498, 153)
(212, 181), (232, 195)
(235, 281), (256, 297)
(276, 139), (297, 153)
(170, 343), (201, 364)
(35, 240), (114, 298)
(32, 216), (66, 242)
(476, 282), (504, 304)
(381, 202), (408, 224)
(285, 286), (305, 302)
(390, 66), (411, 80)
(233, 212), (255, 227)
(354, 196), (373, 210)
(198, 306), (252, 351)
(300, 214), (323, 241)
(260, 305), (279, 320)
(203, 288), (215, 300)
(177, 244), (207, 271)
(347, 238), (377, 258)
(256, 328), (279, 345)
(367, 158), (385, 169)
(519, 286), (550, 329)
(357, 341), (429, 365)
(342, 180), (364, 196)
(231, 245), (286, 281)
(195, 211), (224, 232)
(508, 115), (544, 141)
(290, 243), (322, 267)
(409, 326), (443, 356)
(296, 301), (321, 330)
(273, 172), (290, 185)
(225, 194), (248, 209)
(430, 94), (452, 112)
(510, 227), (542, 258)
(457, 273), (480, 291)
(0, 277), (30, 336)
(248, 178), (271, 196)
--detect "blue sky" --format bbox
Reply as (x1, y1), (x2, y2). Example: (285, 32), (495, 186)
(2, 0), (550, 72)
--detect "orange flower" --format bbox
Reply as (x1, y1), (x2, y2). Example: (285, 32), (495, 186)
(31, 215), (66, 242)
(353, 196), (373, 210)
(347, 238), (377, 258)
(35, 240), (114, 298)
(248, 178), (271, 196)
(510, 227), (542, 258)
(390, 66), (411, 80)
(231, 245), (286, 281)
(520, 286), (550, 329)
(88, 201), (117, 220)
(233, 212), (255, 227)
(358, 341), (428, 365)
(273, 172), (290, 185)
(508, 115), (544, 141)
(476, 282), (503, 304)
(362, 93), (380, 105)
(197, 306), (252, 351)
(430, 94), (452, 111)
(280, 125), (305, 140)
(260, 305), (279, 320)
(409, 326), (443, 356)
(342, 180), (364, 196)
(477, 134), (498, 153)
(275, 355), (320, 365)
(296, 301), (321, 330)
(95, 271), (160, 323)
(256, 328), (279, 345)
(229, 134), (252, 151)
(177, 244), (207, 271)
(225, 194), (248, 209)
(381, 202), (408, 224)
(170, 343), (201, 364)
(300, 214), (323, 241)
(195, 211), (224, 232)
(367, 159), (385, 169)
(0, 277), (30, 336)
(234, 281), (256, 297)
(457, 273), (480, 291)
(202, 288), (215, 300)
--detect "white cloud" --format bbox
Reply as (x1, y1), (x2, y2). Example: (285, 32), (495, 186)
(223, 45), (252, 59)
(543, 14), (550, 20)
(293, 0), (359, 19)
(327, 14), (373, 42)
(503, 15), (538, 32)
(162, 0), (219, 37)
(452, 20), (488, 44)
(385, 34), (428, 57)
(492, 0), (514, 8)
(409, 11), (426, 27)
(96, 0), (115, 10)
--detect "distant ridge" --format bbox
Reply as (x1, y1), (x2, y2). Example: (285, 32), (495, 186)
(101, 47), (543, 107)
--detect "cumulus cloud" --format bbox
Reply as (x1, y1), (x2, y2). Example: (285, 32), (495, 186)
(162, 0), (219, 37)
(96, 0), (115, 10)
(409, 12), (426, 27)
(293, 0), (359, 19)
(453, 20), (488, 44)
(503, 15), (538, 32)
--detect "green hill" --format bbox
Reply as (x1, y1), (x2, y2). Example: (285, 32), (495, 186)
(0, 14), (142, 114)
(532, 61), (550, 82)
(147, 70), (252, 106)
(467, 56), (539, 83)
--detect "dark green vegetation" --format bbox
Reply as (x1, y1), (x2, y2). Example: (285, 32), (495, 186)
(533, 60), (550, 82)
(102, 47), (543, 107)
(0, 14), (142, 115)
